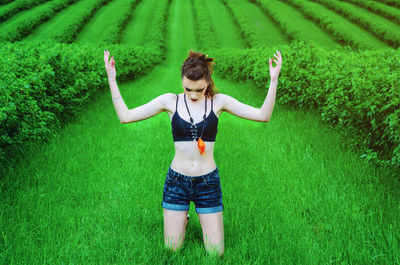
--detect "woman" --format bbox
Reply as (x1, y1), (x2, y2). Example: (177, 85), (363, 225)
(103, 49), (282, 257)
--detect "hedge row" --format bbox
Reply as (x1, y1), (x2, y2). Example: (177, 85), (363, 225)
(0, 41), (162, 162)
(98, 0), (141, 44)
(251, 0), (313, 43)
(222, 0), (264, 47)
(310, 0), (400, 48)
(278, 0), (367, 49)
(192, 0), (219, 50)
(0, 0), (50, 22)
(143, 0), (170, 51)
(206, 41), (400, 168)
(374, 0), (400, 8)
(47, 0), (112, 43)
(0, 0), (14, 4)
(341, 0), (400, 25)
(0, 0), (79, 42)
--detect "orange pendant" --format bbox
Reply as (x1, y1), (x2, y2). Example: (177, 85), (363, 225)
(197, 137), (206, 155)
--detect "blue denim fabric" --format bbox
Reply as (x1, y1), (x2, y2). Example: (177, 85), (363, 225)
(161, 166), (224, 214)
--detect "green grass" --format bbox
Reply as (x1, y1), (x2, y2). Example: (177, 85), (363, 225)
(2, 68), (400, 263)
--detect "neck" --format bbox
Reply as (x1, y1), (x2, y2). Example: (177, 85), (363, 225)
(185, 93), (207, 106)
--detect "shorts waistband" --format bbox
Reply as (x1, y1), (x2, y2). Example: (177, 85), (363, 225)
(168, 166), (219, 181)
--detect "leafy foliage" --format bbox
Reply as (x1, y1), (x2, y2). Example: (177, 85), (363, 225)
(208, 41), (400, 167)
(0, 41), (162, 161)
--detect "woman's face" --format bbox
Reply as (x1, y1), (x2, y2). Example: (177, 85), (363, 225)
(182, 76), (208, 103)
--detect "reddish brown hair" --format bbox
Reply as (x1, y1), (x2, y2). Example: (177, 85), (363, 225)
(181, 50), (218, 98)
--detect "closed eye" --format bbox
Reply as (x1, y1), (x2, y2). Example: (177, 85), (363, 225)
(184, 87), (205, 93)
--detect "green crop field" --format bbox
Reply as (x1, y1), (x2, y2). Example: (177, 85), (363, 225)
(1, 0), (400, 263)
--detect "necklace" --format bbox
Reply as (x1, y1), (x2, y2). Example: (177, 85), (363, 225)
(183, 93), (207, 155)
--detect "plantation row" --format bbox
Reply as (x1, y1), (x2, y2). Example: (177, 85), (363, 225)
(192, 0), (218, 50)
(0, 0), (13, 5)
(1, 0), (398, 50)
(341, 0), (400, 25)
(205, 42), (400, 168)
(251, 0), (338, 49)
(0, 0), (81, 42)
(0, 0), (50, 22)
(0, 0), (172, 162)
(374, 0), (400, 8)
(88, 0), (140, 45)
(0, 42), (163, 162)
(278, 0), (387, 49)
(29, 0), (113, 43)
(309, 0), (400, 48)
(222, 0), (265, 48)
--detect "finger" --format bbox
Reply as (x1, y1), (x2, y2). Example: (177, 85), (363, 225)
(105, 51), (110, 64)
(269, 58), (272, 67)
(273, 59), (278, 64)
(104, 49), (108, 63)
(273, 54), (279, 60)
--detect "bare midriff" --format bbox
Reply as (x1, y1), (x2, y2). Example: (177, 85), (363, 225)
(168, 93), (220, 177)
(170, 140), (217, 176)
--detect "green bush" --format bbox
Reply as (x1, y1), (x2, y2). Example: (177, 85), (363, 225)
(207, 41), (400, 168)
(0, 0), (50, 22)
(0, 41), (162, 161)
(0, 0), (79, 42)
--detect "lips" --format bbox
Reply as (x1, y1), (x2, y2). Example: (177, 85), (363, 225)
(191, 99), (198, 102)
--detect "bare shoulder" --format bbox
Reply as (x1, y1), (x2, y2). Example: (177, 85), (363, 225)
(160, 92), (177, 114)
(212, 93), (229, 116)
(213, 93), (230, 110)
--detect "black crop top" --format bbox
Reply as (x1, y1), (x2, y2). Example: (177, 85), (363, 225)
(171, 94), (218, 142)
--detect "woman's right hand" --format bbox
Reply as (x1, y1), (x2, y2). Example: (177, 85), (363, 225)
(104, 49), (116, 81)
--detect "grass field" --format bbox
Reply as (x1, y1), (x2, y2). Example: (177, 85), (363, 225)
(1, 0), (400, 263)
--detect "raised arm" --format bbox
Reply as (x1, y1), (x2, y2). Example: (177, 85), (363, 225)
(221, 50), (282, 122)
(121, 93), (173, 124)
(220, 93), (267, 122)
(104, 49), (171, 124)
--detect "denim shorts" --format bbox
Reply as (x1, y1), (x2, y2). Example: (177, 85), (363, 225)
(161, 166), (224, 214)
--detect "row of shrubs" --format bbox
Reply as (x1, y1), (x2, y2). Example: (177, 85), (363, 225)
(0, 0), (79, 42)
(0, 0), (13, 4)
(192, 0), (219, 50)
(374, 0), (400, 8)
(342, 0), (400, 25)
(0, 41), (162, 162)
(0, 0), (49, 22)
(47, 0), (113, 43)
(221, 0), (258, 47)
(310, 0), (400, 48)
(99, 0), (141, 44)
(277, 0), (372, 49)
(143, 0), (170, 50)
(251, 0), (309, 44)
(205, 41), (400, 168)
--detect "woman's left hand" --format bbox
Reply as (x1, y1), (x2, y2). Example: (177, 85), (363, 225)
(269, 50), (282, 82)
